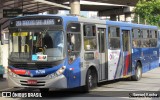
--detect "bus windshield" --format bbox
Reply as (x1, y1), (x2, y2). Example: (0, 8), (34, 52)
(9, 28), (64, 62)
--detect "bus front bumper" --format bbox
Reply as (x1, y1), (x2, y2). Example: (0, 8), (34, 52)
(7, 74), (67, 89)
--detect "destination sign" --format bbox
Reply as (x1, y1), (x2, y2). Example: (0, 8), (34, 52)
(15, 19), (55, 26)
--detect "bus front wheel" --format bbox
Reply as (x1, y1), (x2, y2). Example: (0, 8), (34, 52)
(132, 62), (142, 81)
(84, 68), (97, 92)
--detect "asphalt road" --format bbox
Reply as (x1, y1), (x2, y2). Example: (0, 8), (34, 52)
(0, 67), (160, 100)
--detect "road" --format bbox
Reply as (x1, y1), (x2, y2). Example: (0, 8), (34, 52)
(0, 67), (160, 100)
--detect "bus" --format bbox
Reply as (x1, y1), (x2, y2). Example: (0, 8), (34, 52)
(7, 15), (159, 92)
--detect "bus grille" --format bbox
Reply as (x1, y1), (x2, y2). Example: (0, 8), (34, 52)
(20, 80), (45, 86)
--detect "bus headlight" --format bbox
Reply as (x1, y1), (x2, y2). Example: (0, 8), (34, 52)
(47, 66), (66, 78)
(8, 68), (18, 78)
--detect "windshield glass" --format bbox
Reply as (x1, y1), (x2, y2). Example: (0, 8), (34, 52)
(9, 28), (64, 62)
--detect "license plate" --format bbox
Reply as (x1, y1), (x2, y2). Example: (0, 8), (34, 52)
(27, 80), (37, 85)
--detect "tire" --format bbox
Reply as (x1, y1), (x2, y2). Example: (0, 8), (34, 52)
(84, 69), (97, 92)
(131, 62), (142, 81)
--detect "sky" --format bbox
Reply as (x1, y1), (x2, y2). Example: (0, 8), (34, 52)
(58, 10), (97, 18)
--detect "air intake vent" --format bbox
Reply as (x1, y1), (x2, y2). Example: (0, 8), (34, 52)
(19, 74), (47, 77)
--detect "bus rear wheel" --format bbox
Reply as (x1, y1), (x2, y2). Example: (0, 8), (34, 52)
(132, 62), (142, 81)
(84, 68), (97, 92)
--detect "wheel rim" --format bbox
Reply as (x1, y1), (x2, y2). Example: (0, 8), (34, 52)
(137, 66), (141, 78)
(88, 73), (93, 88)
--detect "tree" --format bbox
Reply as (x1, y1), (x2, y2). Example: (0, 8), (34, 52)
(135, 0), (160, 26)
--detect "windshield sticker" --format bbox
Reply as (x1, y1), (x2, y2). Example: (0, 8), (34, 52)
(32, 55), (47, 61)
(37, 55), (47, 61)
(13, 32), (28, 36)
(32, 55), (37, 61)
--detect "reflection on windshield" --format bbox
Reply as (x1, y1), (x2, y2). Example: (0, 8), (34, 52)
(9, 29), (64, 62)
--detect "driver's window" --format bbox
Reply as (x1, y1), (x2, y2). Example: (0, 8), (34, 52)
(67, 33), (81, 52)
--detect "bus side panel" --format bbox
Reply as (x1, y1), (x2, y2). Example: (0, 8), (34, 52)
(141, 48), (150, 73)
(114, 50), (123, 79)
(62, 16), (81, 88)
(149, 48), (159, 69)
(108, 49), (123, 80)
(132, 48), (141, 74)
(65, 58), (81, 88)
(132, 48), (159, 74)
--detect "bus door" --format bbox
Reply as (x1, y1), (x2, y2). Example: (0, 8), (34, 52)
(97, 27), (107, 80)
(121, 28), (132, 77)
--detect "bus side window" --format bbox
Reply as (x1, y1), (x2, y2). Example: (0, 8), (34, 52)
(108, 26), (120, 50)
(132, 29), (141, 48)
(150, 30), (157, 47)
(83, 24), (97, 51)
(141, 29), (150, 48)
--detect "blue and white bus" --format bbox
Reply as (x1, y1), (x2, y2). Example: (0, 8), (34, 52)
(7, 15), (159, 92)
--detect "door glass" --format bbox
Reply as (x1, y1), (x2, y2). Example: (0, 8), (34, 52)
(122, 30), (131, 76)
(122, 30), (130, 51)
(98, 28), (105, 53)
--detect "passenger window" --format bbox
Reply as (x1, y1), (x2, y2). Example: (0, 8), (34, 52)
(132, 29), (142, 48)
(150, 30), (157, 38)
(84, 25), (96, 36)
(108, 27), (120, 50)
(141, 29), (150, 47)
(83, 24), (97, 51)
(155, 31), (158, 38)
(141, 39), (150, 47)
(132, 29), (141, 38)
(150, 30), (157, 47)
(142, 30), (149, 38)
(132, 39), (141, 48)
(150, 39), (157, 47)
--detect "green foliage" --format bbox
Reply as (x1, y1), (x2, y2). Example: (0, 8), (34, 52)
(135, 0), (160, 26)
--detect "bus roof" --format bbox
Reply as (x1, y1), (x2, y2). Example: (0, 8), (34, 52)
(106, 20), (158, 29)
(11, 14), (158, 30)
